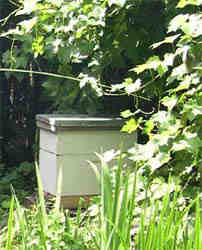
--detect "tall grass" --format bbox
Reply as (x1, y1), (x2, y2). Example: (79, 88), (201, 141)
(1, 164), (88, 250)
(0, 155), (202, 249)
(89, 153), (137, 250)
(90, 153), (202, 250)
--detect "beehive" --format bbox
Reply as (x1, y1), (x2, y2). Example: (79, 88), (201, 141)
(36, 114), (136, 208)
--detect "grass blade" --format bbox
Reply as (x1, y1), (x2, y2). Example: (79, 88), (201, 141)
(11, 187), (27, 250)
(194, 195), (201, 250)
(54, 160), (63, 213)
(35, 162), (48, 249)
(6, 196), (14, 250)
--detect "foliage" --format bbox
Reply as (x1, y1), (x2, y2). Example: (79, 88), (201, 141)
(96, 152), (202, 250)
(0, 165), (89, 250)
(1, 0), (167, 114)
(0, 1), (202, 249)
(0, 154), (202, 249)
(89, 152), (137, 250)
(119, 0), (202, 189)
(0, 161), (36, 226)
(0, 0), (170, 165)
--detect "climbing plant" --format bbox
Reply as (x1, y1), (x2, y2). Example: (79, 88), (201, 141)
(3, 0), (198, 169)
(1, 0), (167, 115)
(120, 0), (202, 189)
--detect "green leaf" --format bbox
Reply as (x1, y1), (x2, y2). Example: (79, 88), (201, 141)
(124, 79), (142, 94)
(182, 101), (202, 120)
(129, 142), (157, 161)
(18, 17), (38, 33)
(108, 0), (127, 7)
(172, 140), (189, 151)
(151, 35), (180, 49)
(163, 53), (176, 67)
(157, 64), (168, 76)
(174, 80), (190, 92)
(131, 63), (149, 74)
(184, 132), (202, 153)
(151, 111), (168, 123)
(121, 118), (138, 134)
(2, 199), (12, 209)
(6, 196), (15, 250)
(162, 96), (178, 111)
(121, 109), (134, 118)
(177, 0), (202, 8)
(148, 152), (171, 173)
(16, 0), (40, 15)
(144, 120), (155, 134)
(131, 56), (161, 74)
(168, 14), (189, 33)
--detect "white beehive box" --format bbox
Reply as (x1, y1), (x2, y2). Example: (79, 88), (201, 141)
(36, 115), (136, 207)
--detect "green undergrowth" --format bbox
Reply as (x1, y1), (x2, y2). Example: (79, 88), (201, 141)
(0, 156), (201, 250)
(0, 162), (36, 227)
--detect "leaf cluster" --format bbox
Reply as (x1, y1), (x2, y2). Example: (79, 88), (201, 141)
(121, 0), (202, 188)
(1, 0), (168, 114)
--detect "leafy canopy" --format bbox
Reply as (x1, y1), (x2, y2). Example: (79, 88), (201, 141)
(122, 0), (202, 188)
(1, 0), (167, 114)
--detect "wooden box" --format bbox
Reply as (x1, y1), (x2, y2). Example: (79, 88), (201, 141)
(36, 115), (136, 208)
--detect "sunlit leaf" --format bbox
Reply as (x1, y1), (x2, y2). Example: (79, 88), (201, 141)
(162, 96), (178, 111)
(186, 14), (202, 37)
(129, 142), (157, 161)
(88, 204), (99, 217)
(177, 0), (202, 8)
(172, 140), (189, 151)
(151, 111), (168, 123)
(16, 0), (40, 15)
(144, 120), (155, 134)
(151, 182), (175, 199)
(183, 132), (202, 153)
(174, 80), (190, 92)
(157, 64), (168, 76)
(102, 149), (120, 162)
(151, 35), (180, 49)
(183, 102), (202, 121)
(111, 83), (124, 92)
(47, 0), (63, 7)
(124, 79), (142, 94)
(18, 17), (38, 33)
(147, 56), (162, 69)
(108, 0), (127, 7)
(131, 56), (161, 74)
(171, 64), (187, 78)
(168, 14), (189, 32)
(131, 63), (148, 74)
(121, 118), (138, 134)
(149, 152), (171, 173)
(121, 109), (133, 118)
(163, 53), (176, 67)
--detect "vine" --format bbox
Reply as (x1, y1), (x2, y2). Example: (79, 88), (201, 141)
(121, 0), (202, 191)
(1, 0), (167, 114)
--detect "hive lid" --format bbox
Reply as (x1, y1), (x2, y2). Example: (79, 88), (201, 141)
(36, 114), (125, 132)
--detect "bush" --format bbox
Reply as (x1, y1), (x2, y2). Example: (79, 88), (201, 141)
(119, 0), (202, 190)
